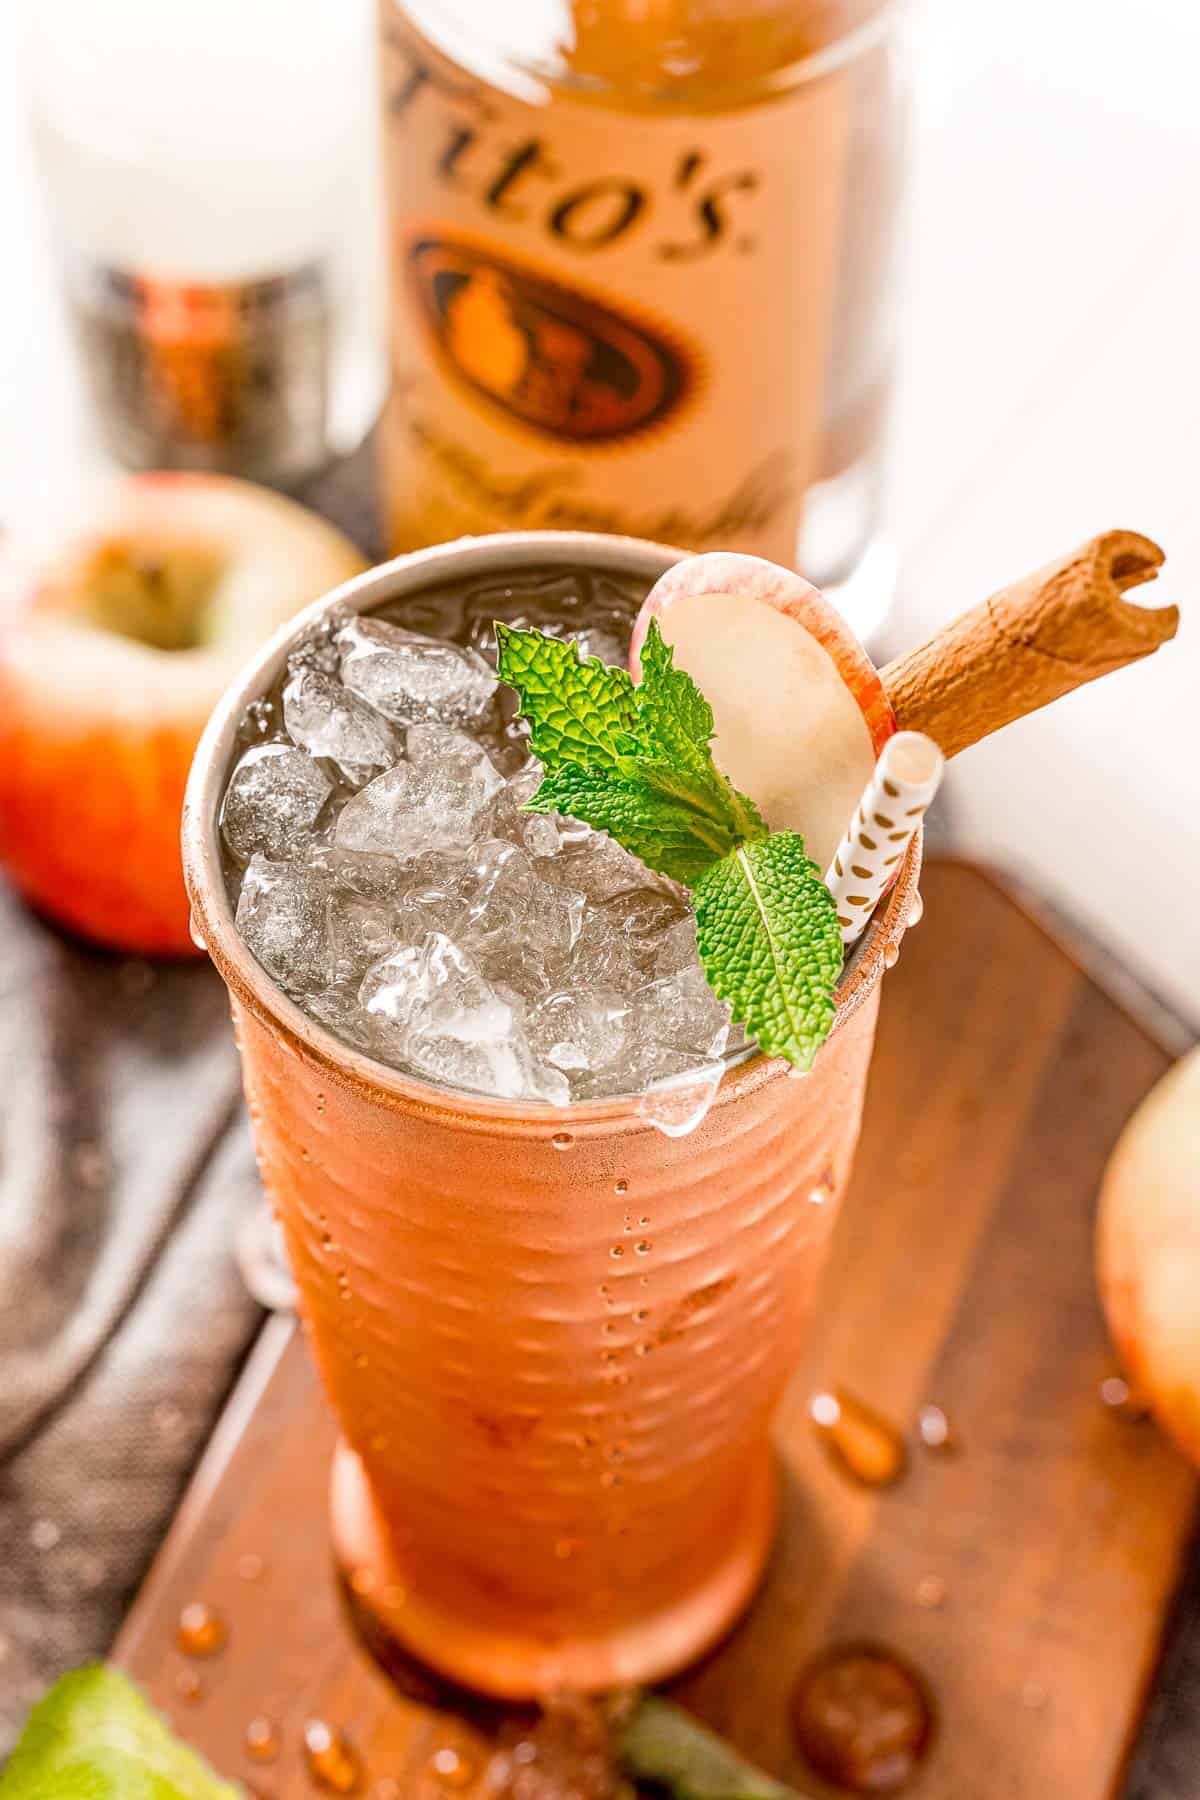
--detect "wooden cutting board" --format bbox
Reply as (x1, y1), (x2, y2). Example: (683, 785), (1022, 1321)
(115, 862), (1198, 1797)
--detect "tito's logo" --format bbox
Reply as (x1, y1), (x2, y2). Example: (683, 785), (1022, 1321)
(407, 235), (696, 445)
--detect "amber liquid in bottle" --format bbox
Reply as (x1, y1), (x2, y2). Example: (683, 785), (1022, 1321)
(377, 0), (905, 626)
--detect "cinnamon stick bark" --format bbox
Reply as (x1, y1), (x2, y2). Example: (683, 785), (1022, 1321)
(881, 530), (1178, 758)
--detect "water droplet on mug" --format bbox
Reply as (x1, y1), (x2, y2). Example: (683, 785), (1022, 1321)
(552, 1133), (572, 1151)
(428, 1745), (475, 1787)
(810, 1388), (907, 1487)
(303, 1720), (363, 1794)
(916, 1402), (957, 1452)
(883, 942), (901, 970)
(175, 1669), (204, 1703)
(614, 1179), (629, 1195)
(610, 1245), (624, 1259)
(189, 913), (206, 952)
(237, 1553), (265, 1582)
(634, 1240), (651, 1256)
(1099, 1374), (1150, 1420)
(177, 1602), (227, 1658)
(245, 1717), (281, 1763)
(908, 892), (924, 928)
(915, 1574), (946, 1610)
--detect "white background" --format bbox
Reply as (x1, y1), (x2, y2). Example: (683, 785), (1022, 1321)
(1, 0), (1198, 1023)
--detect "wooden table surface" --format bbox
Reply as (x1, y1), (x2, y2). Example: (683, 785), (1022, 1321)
(114, 862), (1199, 1798)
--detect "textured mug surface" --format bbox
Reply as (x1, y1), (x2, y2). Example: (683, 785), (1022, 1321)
(182, 531), (920, 1696)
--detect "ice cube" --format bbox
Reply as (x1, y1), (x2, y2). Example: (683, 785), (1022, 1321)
(565, 624), (627, 667)
(457, 840), (585, 973)
(361, 933), (514, 1044)
(636, 1055), (724, 1138)
(605, 887), (689, 956)
(527, 989), (629, 1073)
(326, 894), (399, 983)
(235, 855), (331, 993)
(334, 738), (504, 859)
(629, 965), (731, 1058)
(566, 904), (645, 995)
(655, 914), (701, 977)
(282, 666), (399, 783)
(551, 833), (668, 904)
(360, 933), (567, 1103)
(337, 616), (498, 728)
(220, 742), (332, 863)
(521, 814), (561, 858)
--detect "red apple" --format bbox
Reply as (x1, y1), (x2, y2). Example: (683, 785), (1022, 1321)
(0, 473), (366, 955)
(1097, 1047), (1200, 1465)
(630, 552), (895, 872)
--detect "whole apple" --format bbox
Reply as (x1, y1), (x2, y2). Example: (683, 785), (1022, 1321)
(1097, 1045), (1200, 1465)
(0, 473), (366, 955)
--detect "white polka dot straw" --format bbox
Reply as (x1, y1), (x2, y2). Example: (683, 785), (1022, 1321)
(824, 731), (943, 947)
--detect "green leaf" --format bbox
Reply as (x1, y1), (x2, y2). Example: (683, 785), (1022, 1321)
(633, 623), (768, 842)
(528, 766), (736, 885)
(0, 1667), (240, 1800)
(495, 622), (638, 773)
(618, 1697), (801, 1800)
(693, 833), (842, 1069)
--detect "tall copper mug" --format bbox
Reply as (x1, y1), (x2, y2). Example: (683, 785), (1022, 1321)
(181, 531), (921, 1698)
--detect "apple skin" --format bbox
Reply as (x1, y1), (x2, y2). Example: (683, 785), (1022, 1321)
(0, 473), (367, 956)
(1097, 1046), (1200, 1467)
(630, 553), (896, 871)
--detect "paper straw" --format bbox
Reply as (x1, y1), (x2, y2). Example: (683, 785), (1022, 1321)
(824, 731), (944, 947)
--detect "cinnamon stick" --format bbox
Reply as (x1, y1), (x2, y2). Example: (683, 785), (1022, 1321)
(881, 530), (1178, 758)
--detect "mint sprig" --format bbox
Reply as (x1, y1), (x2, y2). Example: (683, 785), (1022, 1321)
(496, 620), (842, 1070)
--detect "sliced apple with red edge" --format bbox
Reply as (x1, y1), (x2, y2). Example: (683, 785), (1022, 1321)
(0, 473), (367, 956)
(630, 552), (895, 875)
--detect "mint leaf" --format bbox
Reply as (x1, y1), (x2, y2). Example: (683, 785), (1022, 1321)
(618, 1696), (799, 1800)
(529, 765), (737, 885)
(693, 833), (842, 1069)
(633, 624), (767, 842)
(495, 622), (638, 772)
(0, 1666), (239, 1800)
(496, 619), (764, 881)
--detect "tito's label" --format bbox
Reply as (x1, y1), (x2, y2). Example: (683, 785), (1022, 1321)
(378, 8), (849, 563)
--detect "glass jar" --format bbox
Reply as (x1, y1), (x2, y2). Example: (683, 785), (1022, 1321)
(25, 0), (387, 486)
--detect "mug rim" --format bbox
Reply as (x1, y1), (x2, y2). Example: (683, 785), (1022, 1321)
(181, 529), (921, 1137)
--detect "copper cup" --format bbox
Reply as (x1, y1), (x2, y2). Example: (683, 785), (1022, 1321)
(182, 531), (920, 1699)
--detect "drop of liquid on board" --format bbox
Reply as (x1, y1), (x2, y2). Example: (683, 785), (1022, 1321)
(791, 1644), (935, 1793)
(810, 1389), (907, 1487)
(883, 941), (901, 970)
(916, 1403), (958, 1452)
(1099, 1374), (1151, 1421)
(175, 1668), (204, 1704)
(552, 1132), (572, 1151)
(176, 1602), (228, 1658)
(915, 1574), (946, 1610)
(303, 1720), (364, 1794)
(614, 1179), (629, 1195)
(427, 1744), (476, 1787)
(245, 1717), (281, 1763)
(908, 892), (925, 929)
(189, 913), (206, 952)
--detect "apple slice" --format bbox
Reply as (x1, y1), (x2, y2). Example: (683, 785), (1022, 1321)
(630, 553), (895, 873)
(0, 473), (367, 956)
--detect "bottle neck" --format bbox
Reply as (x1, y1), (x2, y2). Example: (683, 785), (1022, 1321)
(395, 0), (892, 105)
